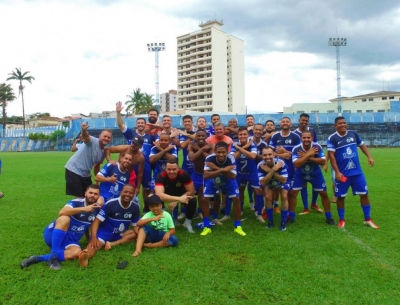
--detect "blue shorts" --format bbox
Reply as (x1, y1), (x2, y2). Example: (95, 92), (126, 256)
(191, 171), (204, 192)
(96, 227), (123, 244)
(203, 179), (239, 198)
(182, 161), (193, 176)
(43, 224), (80, 249)
(143, 225), (178, 247)
(334, 174), (368, 197)
(142, 167), (152, 190)
(292, 172), (327, 191)
(237, 172), (261, 189)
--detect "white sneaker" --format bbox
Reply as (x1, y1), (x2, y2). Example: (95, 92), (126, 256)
(250, 202), (255, 210)
(219, 215), (231, 222)
(212, 219), (223, 226)
(256, 215), (265, 223)
(177, 213), (186, 220)
(183, 222), (194, 233)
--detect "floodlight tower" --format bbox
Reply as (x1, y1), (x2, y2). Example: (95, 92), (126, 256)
(147, 42), (166, 110)
(328, 37), (347, 115)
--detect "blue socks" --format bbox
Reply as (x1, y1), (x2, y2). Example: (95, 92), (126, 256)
(301, 187), (309, 209)
(37, 250), (65, 263)
(281, 209), (288, 223)
(203, 217), (211, 228)
(50, 229), (66, 259)
(325, 212), (332, 220)
(362, 204), (371, 220)
(289, 211), (296, 221)
(255, 194), (264, 216)
(266, 208), (274, 221)
(338, 208), (345, 220)
(234, 220), (241, 228)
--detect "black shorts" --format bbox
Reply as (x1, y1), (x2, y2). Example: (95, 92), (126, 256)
(65, 169), (92, 197)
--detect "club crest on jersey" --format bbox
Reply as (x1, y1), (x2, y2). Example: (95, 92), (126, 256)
(124, 212), (132, 219)
(176, 182), (181, 187)
(346, 137), (354, 143)
(285, 139), (292, 144)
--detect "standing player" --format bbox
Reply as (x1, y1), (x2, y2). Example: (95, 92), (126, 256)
(188, 129), (214, 218)
(154, 160), (196, 233)
(245, 114), (255, 136)
(230, 127), (265, 223)
(65, 122), (112, 198)
(95, 153), (133, 202)
(257, 147), (289, 231)
(225, 118), (239, 143)
(206, 114), (221, 135)
(79, 184), (141, 267)
(327, 117), (378, 229)
(177, 115), (196, 176)
(20, 185), (103, 270)
(116, 102), (155, 197)
(201, 142), (246, 237)
(269, 117), (301, 223)
(206, 122), (233, 151)
(293, 113), (323, 215)
(291, 131), (335, 225)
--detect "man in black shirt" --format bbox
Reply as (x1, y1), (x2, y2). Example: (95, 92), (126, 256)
(154, 160), (196, 233)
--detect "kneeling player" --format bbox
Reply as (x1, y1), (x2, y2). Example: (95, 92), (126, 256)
(290, 131), (335, 225)
(257, 147), (289, 231)
(132, 194), (177, 257)
(20, 185), (103, 270)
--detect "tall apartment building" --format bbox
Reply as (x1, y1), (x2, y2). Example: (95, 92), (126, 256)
(160, 90), (178, 113)
(177, 20), (245, 113)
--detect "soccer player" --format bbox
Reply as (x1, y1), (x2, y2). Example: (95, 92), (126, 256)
(154, 160), (196, 233)
(269, 117), (301, 223)
(70, 134), (82, 152)
(104, 136), (145, 195)
(20, 185), (104, 270)
(206, 114), (221, 135)
(177, 115), (196, 176)
(143, 107), (163, 135)
(230, 127), (265, 223)
(116, 102), (155, 197)
(263, 119), (276, 143)
(290, 131), (335, 225)
(79, 184), (140, 267)
(257, 147), (289, 231)
(65, 122), (112, 198)
(95, 153), (133, 202)
(132, 194), (177, 257)
(327, 116), (378, 229)
(246, 114), (255, 136)
(225, 118), (239, 143)
(293, 113), (323, 215)
(188, 129), (214, 218)
(201, 141), (246, 236)
(206, 122), (233, 151)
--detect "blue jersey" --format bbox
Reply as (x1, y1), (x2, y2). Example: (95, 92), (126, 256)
(227, 132), (239, 143)
(98, 163), (130, 201)
(97, 197), (140, 235)
(293, 127), (318, 143)
(204, 153), (237, 187)
(327, 130), (364, 177)
(150, 145), (178, 177)
(292, 143), (325, 179)
(206, 125), (215, 136)
(257, 158), (288, 189)
(250, 137), (268, 155)
(230, 142), (258, 175)
(124, 130), (154, 171)
(269, 131), (301, 177)
(50, 198), (99, 241)
(179, 131), (196, 174)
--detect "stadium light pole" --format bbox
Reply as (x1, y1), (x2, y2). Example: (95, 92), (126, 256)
(147, 42), (166, 112)
(328, 37), (347, 115)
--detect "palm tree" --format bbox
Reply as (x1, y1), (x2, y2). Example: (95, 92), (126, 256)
(142, 93), (155, 113)
(125, 88), (145, 115)
(0, 83), (17, 136)
(7, 67), (35, 136)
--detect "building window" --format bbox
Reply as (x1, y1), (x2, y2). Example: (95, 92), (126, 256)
(368, 98), (373, 101)
(378, 110), (385, 112)
(343, 110), (351, 113)
(389, 96), (394, 99)
(327, 110), (335, 113)
(382, 97), (387, 100)
(296, 111), (305, 114)
(366, 110), (373, 112)
(357, 110), (362, 113)
(311, 111), (319, 113)
(362, 99), (366, 102)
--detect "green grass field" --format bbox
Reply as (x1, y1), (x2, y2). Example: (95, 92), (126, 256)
(0, 149), (399, 305)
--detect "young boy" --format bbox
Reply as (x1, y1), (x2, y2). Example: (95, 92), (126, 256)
(132, 194), (178, 257)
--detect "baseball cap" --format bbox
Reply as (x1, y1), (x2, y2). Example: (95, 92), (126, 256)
(146, 194), (162, 205)
(132, 136), (144, 146)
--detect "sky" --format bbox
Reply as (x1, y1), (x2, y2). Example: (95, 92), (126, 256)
(1, 0), (400, 118)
